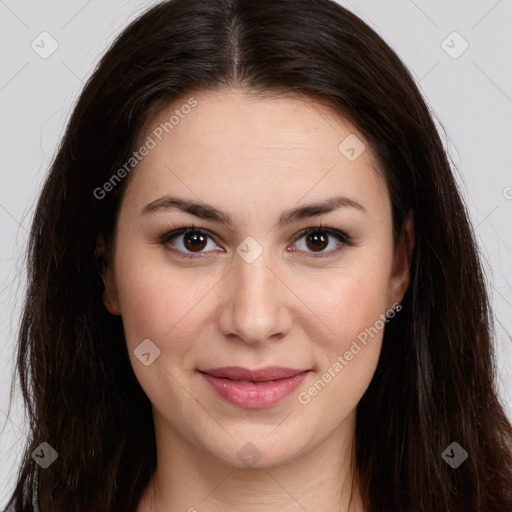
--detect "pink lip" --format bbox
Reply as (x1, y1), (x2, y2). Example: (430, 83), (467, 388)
(199, 366), (310, 408)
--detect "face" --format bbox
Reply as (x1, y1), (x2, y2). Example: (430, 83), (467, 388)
(101, 88), (413, 469)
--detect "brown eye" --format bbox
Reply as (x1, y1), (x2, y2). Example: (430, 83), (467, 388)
(182, 232), (208, 252)
(305, 231), (329, 252)
(162, 227), (219, 257)
(161, 225), (352, 260)
(293, 227), (351, 257)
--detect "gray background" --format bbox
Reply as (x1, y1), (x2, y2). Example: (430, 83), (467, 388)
(1, 0), (511, 505)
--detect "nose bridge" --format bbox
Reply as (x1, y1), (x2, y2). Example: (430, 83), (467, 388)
(221, 236), (289, 343)
(236, 245), (273, 304)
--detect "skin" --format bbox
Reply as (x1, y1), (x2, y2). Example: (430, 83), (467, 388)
(100, 88), (414, 511)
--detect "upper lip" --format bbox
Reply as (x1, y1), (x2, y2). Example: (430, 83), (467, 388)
(199, 366), (308, 382)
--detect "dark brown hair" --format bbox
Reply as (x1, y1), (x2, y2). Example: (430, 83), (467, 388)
(4, 0), (512, 510)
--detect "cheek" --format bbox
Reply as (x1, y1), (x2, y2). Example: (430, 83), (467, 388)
(116, 269), (198, 348)
(295, 273), (390, 418)
(299, 259), (392, 356)
(112, 240), (173, 345)
(114, 242), (222, 363)
(338, 276), (386, 340)
(114, 259), (209, 405)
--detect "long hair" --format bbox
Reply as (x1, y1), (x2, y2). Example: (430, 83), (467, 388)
(4, 0), (512, 510)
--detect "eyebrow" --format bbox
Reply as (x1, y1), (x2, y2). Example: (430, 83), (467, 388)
(141, 194), (366, 227)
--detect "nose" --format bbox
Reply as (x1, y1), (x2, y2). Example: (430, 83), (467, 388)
(218, 242), (293, 345)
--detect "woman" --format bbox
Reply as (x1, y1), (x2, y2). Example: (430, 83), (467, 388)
(4, 0), (512, 510)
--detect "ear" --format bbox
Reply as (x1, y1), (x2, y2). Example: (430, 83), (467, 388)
(388, 210), (415, 307)
(95, 233), (121, 316)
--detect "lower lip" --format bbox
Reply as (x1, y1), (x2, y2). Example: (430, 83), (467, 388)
(200, 371), (309, 408)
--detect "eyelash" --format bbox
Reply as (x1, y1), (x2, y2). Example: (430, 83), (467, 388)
(159, 223), (354, 260)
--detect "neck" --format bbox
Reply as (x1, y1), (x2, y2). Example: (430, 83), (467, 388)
(137, 410), (366, 512)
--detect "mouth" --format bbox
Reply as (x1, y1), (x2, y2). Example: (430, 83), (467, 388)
(198, 366), (310, 409)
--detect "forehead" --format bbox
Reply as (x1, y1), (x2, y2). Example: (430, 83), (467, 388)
(146, 88), (366, 157)
(122, 88), (389, 220)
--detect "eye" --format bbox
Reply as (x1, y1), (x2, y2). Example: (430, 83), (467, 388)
(291, 225), (353, 258)
(160, 225), (221, 259)
(160, 224), (353, 259)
